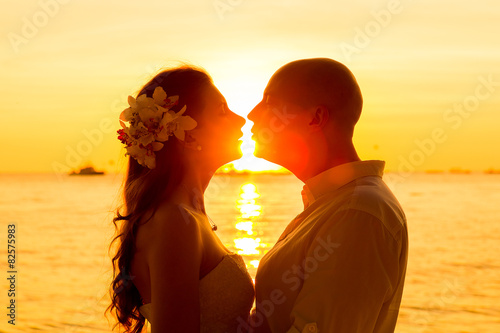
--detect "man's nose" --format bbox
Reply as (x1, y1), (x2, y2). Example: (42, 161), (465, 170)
(247, 102), (261, 122)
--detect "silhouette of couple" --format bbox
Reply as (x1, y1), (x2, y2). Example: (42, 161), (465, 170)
(107, 58), (408, 333)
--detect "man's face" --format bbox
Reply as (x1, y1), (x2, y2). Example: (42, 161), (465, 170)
(248, 76), (313, 170)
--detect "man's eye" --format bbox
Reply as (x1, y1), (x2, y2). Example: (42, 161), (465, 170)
(266, 102), (277, 110)
(265, 97), (279, 109)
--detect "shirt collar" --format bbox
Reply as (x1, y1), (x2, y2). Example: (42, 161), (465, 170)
(301, 160), (385, 208)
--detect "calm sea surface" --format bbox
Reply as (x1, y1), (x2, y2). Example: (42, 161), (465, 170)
(0, 172), (499, 332)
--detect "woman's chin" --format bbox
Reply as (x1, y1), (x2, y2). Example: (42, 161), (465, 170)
(204, 148), (242, 171)
(222, 149), (244, 165)
(226, 150), (244, 164)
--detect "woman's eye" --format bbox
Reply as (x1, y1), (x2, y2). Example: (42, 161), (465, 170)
(220, 104), (227, 115)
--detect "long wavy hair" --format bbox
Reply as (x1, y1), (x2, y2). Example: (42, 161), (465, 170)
(106, 67), (212, 332)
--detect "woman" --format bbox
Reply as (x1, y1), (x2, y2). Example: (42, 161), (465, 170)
(107, 67), (254, 332)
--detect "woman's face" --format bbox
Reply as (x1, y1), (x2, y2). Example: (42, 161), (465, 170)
(191, 83), (245, 168)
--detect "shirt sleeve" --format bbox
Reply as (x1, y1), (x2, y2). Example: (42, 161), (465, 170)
(286, 209), (402, 333)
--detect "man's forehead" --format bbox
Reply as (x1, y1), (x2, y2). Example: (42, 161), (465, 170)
(264, 74), (304, 102)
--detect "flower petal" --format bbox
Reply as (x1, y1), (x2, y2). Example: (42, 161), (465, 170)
(153, 87), (167, 105)
(130, 122), (148, 136)
(136, 94), (155, 108)
(156, 105), (167, 114)
(126, 144), (143, 158)
(144, 155), (156, 169)
(156, 127), (171, 142)
(138, 133), (155, 146)
(176, 105), (187, 116)
(136, 94), (148, 103)
(173, 127), (186, 141)
(151, 141), (164, 151)
(139, 107), (156, 124)
(148, 161), (156, 168)
(178, 116), (197, 131)
(120, 108), (134, 121)
(160, 112), (174, 125)
(164, 95), (179, 109)
(127, 96), (136, 107)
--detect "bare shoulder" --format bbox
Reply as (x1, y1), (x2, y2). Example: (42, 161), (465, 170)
(152, 204), (201, 232)
(142, 204), (202, 252)
(131, 203), (203, 306)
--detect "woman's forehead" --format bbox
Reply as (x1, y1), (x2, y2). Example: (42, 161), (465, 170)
(204, 83), (225, 102)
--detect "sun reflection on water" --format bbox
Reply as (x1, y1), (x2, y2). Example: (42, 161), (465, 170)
(235, 221), (254, 235)
(233, 237), (261, 255)
(233, 183), (265, 272)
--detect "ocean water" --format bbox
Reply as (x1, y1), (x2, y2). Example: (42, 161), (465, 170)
(0, 172), (499, 332)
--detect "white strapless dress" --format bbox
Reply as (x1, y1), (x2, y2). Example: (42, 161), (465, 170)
(139, 253), (255, 332)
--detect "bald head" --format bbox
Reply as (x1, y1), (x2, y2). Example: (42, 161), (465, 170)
(266, 58), (363, 133)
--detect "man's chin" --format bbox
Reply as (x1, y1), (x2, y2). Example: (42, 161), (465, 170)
(252, 145), (265, 159)
(253, 145), (278, 164)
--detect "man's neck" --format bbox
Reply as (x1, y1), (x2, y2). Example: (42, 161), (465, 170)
(295, 144), (360, 183)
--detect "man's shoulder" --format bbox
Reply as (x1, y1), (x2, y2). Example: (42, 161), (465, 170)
(319, 176), (407, 238)
(352, 175), (402, 205)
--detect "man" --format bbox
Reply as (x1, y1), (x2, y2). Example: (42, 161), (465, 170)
(247, 58), (408, 333)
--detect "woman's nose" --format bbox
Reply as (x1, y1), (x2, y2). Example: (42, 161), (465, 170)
(236, 113), (246, 128)
(229, 108), (245, 126)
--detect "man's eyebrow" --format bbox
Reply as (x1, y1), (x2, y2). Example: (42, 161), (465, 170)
(264, 94), (275, 102)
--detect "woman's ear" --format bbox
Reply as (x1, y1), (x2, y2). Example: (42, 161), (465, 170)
(309, 105), (329, 130)
(183, 133), (201, 151)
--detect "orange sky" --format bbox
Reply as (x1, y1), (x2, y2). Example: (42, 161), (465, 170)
(1, 0), (499, 174)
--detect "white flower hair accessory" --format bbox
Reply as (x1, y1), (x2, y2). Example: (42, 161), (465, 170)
(117, 86), (197, 169)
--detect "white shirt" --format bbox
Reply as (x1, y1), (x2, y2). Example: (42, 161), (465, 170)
(252, 160), (408, 333)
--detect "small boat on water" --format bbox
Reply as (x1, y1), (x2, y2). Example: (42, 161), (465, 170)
(69, 166), (105, 176)
(425, 169), (445, 174)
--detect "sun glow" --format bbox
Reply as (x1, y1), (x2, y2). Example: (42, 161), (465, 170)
(213, 72), (287, 173)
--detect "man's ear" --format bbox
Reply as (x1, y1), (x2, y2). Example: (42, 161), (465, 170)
(309, 105), (329, 130)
